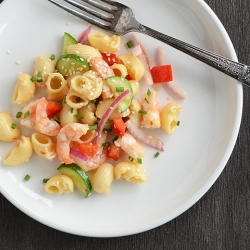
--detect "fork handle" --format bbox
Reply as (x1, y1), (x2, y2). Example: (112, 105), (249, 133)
(140, 25), (250, 87)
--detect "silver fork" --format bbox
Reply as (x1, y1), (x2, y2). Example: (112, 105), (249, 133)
(48, 0), (250, 87)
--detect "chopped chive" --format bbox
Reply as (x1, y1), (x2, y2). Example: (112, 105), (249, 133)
(74, 114), (83, 120)
(154, 152), (160, 158)
(15, 111), (22, 118)
(56, 101), (62, 105)
(43, 178), (49, 183)
(37, 71), (43, 77)
(137, 158), (142, 164)
(62, 98), (67, 104)
(147, 88), (151, 97)
(30, 76), (36, 82)
(138, 110), (147, 115)
(102, 142), (111, 147)
(11, 123), (16, 129)
(70, 108), (74, 113)
(91, 98), (99, 104)
(53, 115), (60, 124)
(113, 136), (119, 142)
(50, 54), (55, 60)
(24, 174), (30, 181)
(128, 156), (134, 162)
(177, 121), (180, 126)
(89, 125), (97, 131)
(76, 97), (81, 103)
(127, 40), (134, 48)
(116, 87), (124, 92)
(144, 98), (149, 104)
(36, 78), (43, 83)
(24, 110), (30, 118)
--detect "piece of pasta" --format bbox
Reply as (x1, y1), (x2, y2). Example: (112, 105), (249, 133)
(3, 136), (33, 165)
(31, 132), (56, 161)
(110, 63), (128, 78)
(67, 44), (102, 60)
(44, 175), (74, 194)
(66, 86), (88, 109)
(96, 98), (130, 119)
(117, 54), (145, 81)
(0, 111), (21, 142)
(115, 161), (146, 183)
(46, 73), (68, 101)
(70, 70), (103, 100)
(78, 104), (97, 126)
(59, 103), (78, 127)
(128, 100), (142, 127)
(33, 55), (56, 87)
(88, 33), (120, 53)
(129, 80), (140, 95)
(12, 73), (35, 105)
(91, 163), (114, 194)
(160, 102), (182, 134)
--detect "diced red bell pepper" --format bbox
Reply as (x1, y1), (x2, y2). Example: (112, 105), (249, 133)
(79, 143), (99, 157)
(46, 101), (63, 118)
(150, 65), (173, 83)
(101, 53), (118, 66)
(107, 143), (121, 161)
(112, 117), (126, 136)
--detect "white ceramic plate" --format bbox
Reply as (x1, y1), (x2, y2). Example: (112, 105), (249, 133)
(0, 0), (242, 237)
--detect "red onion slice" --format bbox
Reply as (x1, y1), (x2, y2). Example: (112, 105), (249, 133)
(125, 119), (164, 152)
(78, 26), (92, 44)
(93, 89), (130, 144)
(69, 147), (89, 161)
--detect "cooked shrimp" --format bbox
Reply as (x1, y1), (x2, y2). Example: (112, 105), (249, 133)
(115, 132), (146, 160)
(91, 57), (115, 99)
(34, 97), (61, 136)
(140, 90), (161, 128)
(57, 123), (89, 164)
(20, 99), (39, 129)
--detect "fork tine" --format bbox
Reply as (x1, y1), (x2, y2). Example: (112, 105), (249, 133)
(48, 0), (111, 29)
(63, 0), (113, 22)
(81, 0), (117, 13)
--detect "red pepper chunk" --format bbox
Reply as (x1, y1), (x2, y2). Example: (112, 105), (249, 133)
(79, 143), (99, 158)
(101, 53), (118, 66)
(46, 101), (63, 118)
(107, 144), (121, 161)
(150, 65), (173, 83)
(112, 117), (126, 136)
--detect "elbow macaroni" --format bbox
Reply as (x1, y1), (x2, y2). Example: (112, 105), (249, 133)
(45, 175), (74, 194)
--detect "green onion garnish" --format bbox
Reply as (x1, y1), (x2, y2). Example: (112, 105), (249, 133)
(91, 98), (99, 104)
(177, 121), (180, 126)
(113, 136), (119, 142)
(74, 114), (83, 120)
(116, 87), (124, 92)
(70, 108), (74, 113)
(15, 112), (22, 118)
(154, 152), (160, 158)
(43, 178), (49, 183)
(102, 142), (111, 147)
(137, 158), (142, 164)
(147, 88), (151, 97)
(24, 174), (30, 181)
(76, 97), (81, 103)
(50, 54), (55, 60)
(128, 156), (134, 162)
(53, 115), (60, 123)
(11, 123), (16, 129)
(127, 40), (134, 48)
(62, 98), (67, 104)
(37, 71), (43, 77)
(89, 125), (97, 131)
(24, 110), (30, 118)
(30, 76), (36, 82)
(145, 98), (149, 104)
(138, 110), (147, 115)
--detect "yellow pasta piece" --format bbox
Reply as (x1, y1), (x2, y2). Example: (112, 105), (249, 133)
(66, 86), (88, 109)
(115, 161), (146, 183)
(78, 104), (97, 126)
(128, 99), (142, 127)
(3, 136), (33, 165)
(31, 132), (56, 161)
(12, 73), (35, 104)
(59, 103), (78, 127)
(0, 111), (21, 142)
(91, 163), (114, 194)
(117, 54), (145, 81)
(110, 63), (128, 77)
(67, 44), (102, 60)
(160, 102), (182, 134)
(88, 33), (120, 53)
(129, 80), (140, 95)
(44, 175), (74, 194)
(46, 72), (68, 101)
